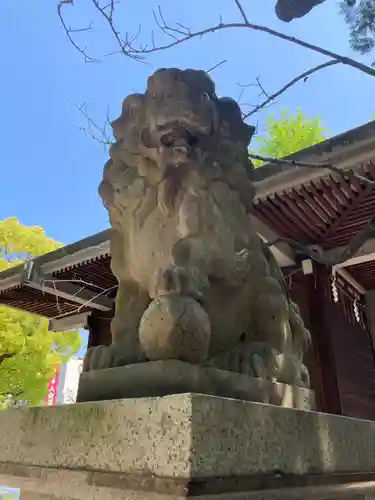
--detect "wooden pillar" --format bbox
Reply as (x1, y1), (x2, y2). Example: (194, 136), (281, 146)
(365, 290), (375, 348)
(306, 264), (342, 415)
(87, 310), (113, 349)
(288, 264), (342, 414)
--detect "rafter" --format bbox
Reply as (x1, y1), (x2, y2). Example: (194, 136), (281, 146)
(321, 170), (375, 243)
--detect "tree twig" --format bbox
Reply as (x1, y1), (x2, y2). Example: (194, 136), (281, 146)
(66, 94), (375, 191)
(91, 0), (144, 61)
(65, 98), (113, 148)
(249, 153), (375, 186)
(207, 60), (227, 73)
(244, 60), (339, 118)
(237, 76), (279, 117)
(126, 5), (375, 79)
(57, 0), (99, 63)
(233, 0), (249, 23)
(267, 217), (375, 267)
(57, 0), (375, 79)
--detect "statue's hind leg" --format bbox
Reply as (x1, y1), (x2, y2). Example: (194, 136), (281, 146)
(251, 276), (310, 388)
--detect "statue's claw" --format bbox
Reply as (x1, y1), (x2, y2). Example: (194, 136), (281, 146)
(83, 340), (147, 372)
(83, 345), (113, 372)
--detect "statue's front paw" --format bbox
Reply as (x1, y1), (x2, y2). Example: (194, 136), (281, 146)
(246, 342), (279, 380)
(83, 345), (114, 372)
(83, 341), (147, 372)
(299, 363), (310, 388)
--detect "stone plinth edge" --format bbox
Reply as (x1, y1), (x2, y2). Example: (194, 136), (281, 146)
(77, 359), (315, 409)
(2, 394), (375, 498)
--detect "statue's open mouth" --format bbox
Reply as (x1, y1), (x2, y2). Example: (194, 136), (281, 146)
(160, 127), (199, 151)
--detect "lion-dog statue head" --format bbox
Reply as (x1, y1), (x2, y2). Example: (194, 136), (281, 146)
(100, 68), (256, 218)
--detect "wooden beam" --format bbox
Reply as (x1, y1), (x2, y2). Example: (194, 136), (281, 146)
(22, 261), (113, 312)
(254, 132), (375, 200)
(0, 273), (22, 293)
(250, 214), (296, 267)
(321, 175), (374, 242)
(326, 237), (375, 270)
(25, 280), (113, 312)
(42, 238), (110, 275)
(49, 312), (91, 331)
(334, 267), (366, 295)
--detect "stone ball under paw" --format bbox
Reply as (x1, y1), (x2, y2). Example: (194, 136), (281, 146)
(138, 293), (211, 363)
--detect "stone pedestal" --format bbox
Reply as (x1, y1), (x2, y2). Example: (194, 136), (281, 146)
(2, 395), (375, 499)
(77, 360), (315, 410)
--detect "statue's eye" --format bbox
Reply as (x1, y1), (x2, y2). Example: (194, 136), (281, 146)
(202, 92), (211, 101)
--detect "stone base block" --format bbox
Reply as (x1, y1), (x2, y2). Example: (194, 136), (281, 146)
(76, 359), (315, 409)
(2, 395), (375, 498)
(2, 465), (375, 499)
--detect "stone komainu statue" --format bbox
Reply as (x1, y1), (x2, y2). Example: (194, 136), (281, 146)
(84, 68), (311, 389)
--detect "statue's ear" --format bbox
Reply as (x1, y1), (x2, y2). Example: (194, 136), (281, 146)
(246, 125), (256, 145)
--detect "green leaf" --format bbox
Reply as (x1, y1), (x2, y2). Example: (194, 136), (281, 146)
(340, 0), (375, 63)
(0, 218), (81, 407)
(251, 108), (328, 168)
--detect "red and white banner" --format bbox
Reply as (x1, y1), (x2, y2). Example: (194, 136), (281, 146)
(44, 370), (60, 406)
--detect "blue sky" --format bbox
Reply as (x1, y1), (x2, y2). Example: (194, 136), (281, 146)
(1, 1), (374, 358)
(1, 0), (374, 245)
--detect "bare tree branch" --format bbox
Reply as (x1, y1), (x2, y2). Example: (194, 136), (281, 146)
(56, 1), (375, 276)
(57, 0), (99, 63)
(254, 76), (270, 100)
(207, 59), (227, 73)
(249, 153), (375, 187)
(57, 0), (375, 79)
(65, 98), (113, 148)
(237, 76), (280, 118)
(233, 0), (249, 23)
(69, 98), (375, 192)
(126, 5), (375, 79)
(243, 60), (339, 118)
(91, 0), (144, 61)
(57, 0), (375, 130)
(267, 216), (375, 267)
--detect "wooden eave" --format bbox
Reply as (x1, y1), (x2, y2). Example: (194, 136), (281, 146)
(2, 120), (375, 318)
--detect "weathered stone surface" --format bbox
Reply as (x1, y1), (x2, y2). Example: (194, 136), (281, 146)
(76, 360), (315, 410)
(82, 67), (311, 400)
(2, 465), (375, 500)
(138, 295), (211, 363)
(2, 395), (375, 498)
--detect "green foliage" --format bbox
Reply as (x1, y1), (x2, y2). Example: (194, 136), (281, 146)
(251, 108), (328, 167)
(340, 0), (375, 64)
(0, 488), (20, 500)
(0, 218), (81, 407)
